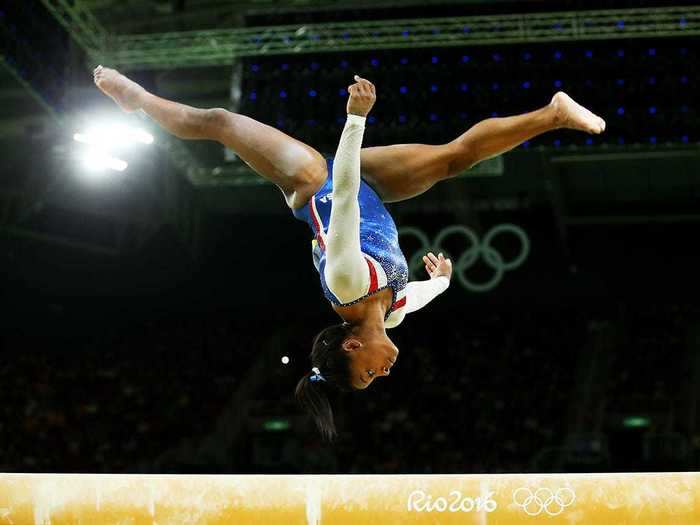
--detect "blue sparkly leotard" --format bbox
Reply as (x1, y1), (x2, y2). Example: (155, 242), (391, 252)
(293, 158), (409, 327)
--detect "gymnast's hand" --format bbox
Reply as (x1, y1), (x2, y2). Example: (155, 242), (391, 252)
(423, 252), (453, 281)
(347, 75), (376, 117)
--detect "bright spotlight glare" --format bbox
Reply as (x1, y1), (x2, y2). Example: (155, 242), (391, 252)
(132, 128), (154, 144)
(86, 125), (128, 147)
(73, 124), (154, 147)
(281, 356), (290, 365)
(111, 159), (128, 172)
(82, 149), (128, 172)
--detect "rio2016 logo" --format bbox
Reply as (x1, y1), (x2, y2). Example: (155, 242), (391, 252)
(406, 489), (497, 513)
(399, 224), (530, 293)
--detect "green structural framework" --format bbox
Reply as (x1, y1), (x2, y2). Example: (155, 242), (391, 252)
(39, 0), (108, 62)
(112, 7), (698, 70)
(39, 3), (700, 70)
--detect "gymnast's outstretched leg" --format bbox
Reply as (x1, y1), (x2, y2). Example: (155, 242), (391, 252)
(359, 92), (606, 202)
(93, 66), (327, 209)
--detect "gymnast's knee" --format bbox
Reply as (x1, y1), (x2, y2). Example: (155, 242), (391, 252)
(446, 138), (479, 177)
(290, 156), (329, 207)
(201, 108), (233, 139)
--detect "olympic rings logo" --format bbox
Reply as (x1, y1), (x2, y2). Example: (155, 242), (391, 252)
(512, 487), (576, 516)
(398, 224), (530, 293)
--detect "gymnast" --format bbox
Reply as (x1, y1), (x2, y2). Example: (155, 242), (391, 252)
(93, 66), (605, 439)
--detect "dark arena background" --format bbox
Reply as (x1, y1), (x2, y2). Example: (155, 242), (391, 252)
(1, 1), (700, 521)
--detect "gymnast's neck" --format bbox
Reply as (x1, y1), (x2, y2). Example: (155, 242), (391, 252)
(332, 288), (392, 332)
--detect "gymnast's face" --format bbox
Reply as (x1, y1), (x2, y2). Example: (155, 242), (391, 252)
(343, 334), (399, 390)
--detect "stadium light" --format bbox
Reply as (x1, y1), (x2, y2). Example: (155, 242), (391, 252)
(72, 119), (153, 177)
(81, 149), (128, 173)
(73, 124), (154, 148)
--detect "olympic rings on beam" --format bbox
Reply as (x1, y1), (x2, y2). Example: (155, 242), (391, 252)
(398, 224), (530, 293)
(512, 487), (576, 516)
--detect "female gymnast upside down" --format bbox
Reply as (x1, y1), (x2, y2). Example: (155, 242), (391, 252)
(94, 66), (605, 440)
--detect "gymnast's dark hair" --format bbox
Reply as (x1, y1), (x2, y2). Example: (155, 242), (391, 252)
(295, 322), (354, 441)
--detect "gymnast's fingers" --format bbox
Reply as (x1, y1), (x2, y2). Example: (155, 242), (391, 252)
(354, 75), (375, 93)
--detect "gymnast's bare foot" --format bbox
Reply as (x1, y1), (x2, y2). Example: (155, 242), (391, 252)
(551, 91), (606, 134)
(93, 65), (146, 113)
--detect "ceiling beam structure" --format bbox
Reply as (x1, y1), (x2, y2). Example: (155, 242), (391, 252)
(76, 0), (518, 34)
(39, 0), (109, 61)
(104, 6), (700, 70)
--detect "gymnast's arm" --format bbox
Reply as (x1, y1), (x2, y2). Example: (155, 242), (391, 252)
(404, 252), (452, 314)
(324, 76), (376, 303)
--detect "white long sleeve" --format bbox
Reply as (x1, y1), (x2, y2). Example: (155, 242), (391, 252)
(404, 276), (450, 314)
(324, 114), (370, 303)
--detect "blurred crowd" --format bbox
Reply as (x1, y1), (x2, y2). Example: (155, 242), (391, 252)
(0, 315), (261, 472)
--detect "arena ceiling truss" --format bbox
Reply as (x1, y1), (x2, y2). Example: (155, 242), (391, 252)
(40, 3), (700, 70)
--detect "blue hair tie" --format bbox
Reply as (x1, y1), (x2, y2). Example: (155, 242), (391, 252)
(310, 366), (326, 383)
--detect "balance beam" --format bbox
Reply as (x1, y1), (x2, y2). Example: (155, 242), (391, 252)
(0, 473), (698, 524)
